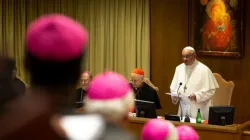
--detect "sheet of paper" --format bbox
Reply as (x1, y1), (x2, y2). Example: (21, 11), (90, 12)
(165, 92), (178, 97)
(60, 115), (105, 140)
(165, 93), (191, 98)
(128, 112), (162, 119)
(166, 93), (192, 105)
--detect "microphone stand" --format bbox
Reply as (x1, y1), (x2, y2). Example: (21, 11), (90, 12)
(180, 103), (183, 121)
(177, 83), (183, 121)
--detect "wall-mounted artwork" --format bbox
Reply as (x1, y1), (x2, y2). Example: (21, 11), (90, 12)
(188, 0), (245, 58)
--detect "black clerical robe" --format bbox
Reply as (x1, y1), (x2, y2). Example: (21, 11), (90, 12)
(130, 82), (161, 109)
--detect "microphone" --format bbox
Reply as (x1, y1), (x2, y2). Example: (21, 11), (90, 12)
(177, 82), (182, 97)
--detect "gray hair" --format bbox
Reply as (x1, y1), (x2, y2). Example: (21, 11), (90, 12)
(82, 71), (93, 79)
(183, 46), (196, 55)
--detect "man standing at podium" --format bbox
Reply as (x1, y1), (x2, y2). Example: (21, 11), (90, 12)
(170, 46), (219, 120)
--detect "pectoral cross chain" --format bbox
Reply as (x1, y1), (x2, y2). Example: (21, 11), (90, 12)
(184, 85), (187, 93)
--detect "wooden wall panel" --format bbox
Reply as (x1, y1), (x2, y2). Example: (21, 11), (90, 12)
(150, 0), (250, 123)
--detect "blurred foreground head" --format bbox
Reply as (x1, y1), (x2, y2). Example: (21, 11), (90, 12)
(85, 71), (134, 122)
(0, 14), (89, 140)
(176, 125), (199, 140)
(25, 14), (88, 90)
(141, 119), (178, 140)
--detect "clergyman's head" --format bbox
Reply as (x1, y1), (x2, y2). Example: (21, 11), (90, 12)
(85, 71), (134, 122)
(25, 14), (89, 90)
(182, 46), (196, 66)
(80, 71), (92, 89)
(130, 68), (144, 88)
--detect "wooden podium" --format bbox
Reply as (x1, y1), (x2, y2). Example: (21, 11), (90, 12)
(74, 107), (250, 140)
(124, 116), (250, 140)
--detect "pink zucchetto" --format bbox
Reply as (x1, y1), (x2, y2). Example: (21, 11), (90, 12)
(87, 71), (131, 100)
(142, 119), (178, 140)
(26, 14), (88, 61)
(176, 125), (199, 140)
(84, 71), (135, 120)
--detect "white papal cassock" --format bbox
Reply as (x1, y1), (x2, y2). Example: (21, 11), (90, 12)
(170, 60), (219, 120)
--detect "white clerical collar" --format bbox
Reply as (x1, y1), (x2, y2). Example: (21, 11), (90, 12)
(186, 60), (197, 68)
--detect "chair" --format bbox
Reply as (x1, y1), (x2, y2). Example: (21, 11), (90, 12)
(212, 73), (234, 106)
(16, 76), (30, 88)
(143, 78), (159, 93)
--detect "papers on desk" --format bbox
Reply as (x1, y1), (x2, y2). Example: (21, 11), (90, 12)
(128, 112), (203, 123)
(128, 112), (162, 119)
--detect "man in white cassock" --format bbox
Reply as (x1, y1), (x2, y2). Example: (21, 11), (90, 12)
(170, 46), (219, 120)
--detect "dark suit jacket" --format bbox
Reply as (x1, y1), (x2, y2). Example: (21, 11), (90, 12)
(74, 88), (86, 108)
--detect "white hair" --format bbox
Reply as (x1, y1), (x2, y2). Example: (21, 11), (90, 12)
(165, 122), (179, 140)
(84, 90), (134, 121)
(131, 73), (144, 80)
(183, 46), (196, 54)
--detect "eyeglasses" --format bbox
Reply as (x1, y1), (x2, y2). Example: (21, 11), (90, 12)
(81, 79), (90, 83)
(130, 79), (142, 83)
(182, 54), (194, 59)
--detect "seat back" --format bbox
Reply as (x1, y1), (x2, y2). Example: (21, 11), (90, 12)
(212, 73), (234, 106)
(16, 76), (29, 88)
(143, 78), (159, 93)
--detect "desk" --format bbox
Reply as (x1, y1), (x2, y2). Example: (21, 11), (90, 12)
(74, 108), (250, 140)
(242, 131), (250, 140)
(125, 117), (241, 140)
(239, 120), (250, 140)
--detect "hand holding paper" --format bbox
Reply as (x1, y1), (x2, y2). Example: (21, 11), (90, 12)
(188, 93), (197, 101)
(165, 93), (181, 104)
(166, 92), (193, 105)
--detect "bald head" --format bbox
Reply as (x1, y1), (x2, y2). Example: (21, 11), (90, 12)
(182, 46), (196, 66)
(80, 71), (92, 89)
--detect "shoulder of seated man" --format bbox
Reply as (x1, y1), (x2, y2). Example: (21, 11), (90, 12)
(15, 76), (25, 83)
(143, 82), (157, 93)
